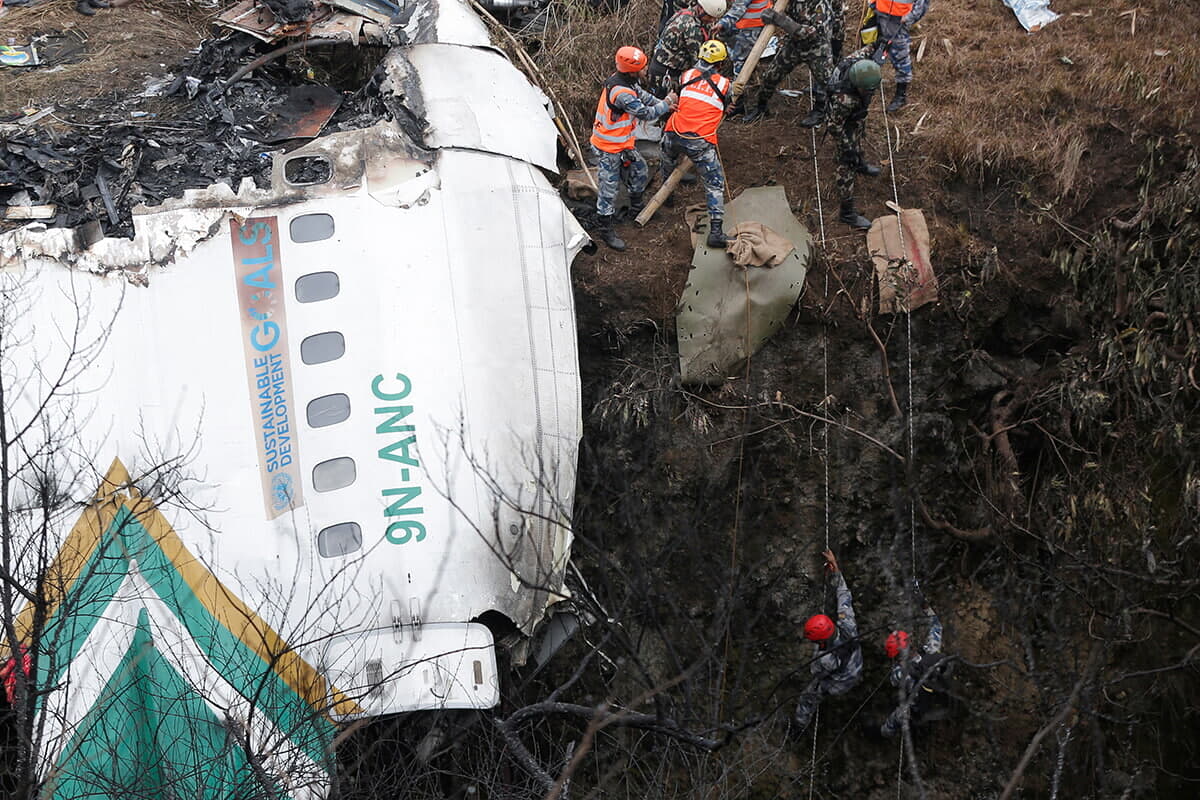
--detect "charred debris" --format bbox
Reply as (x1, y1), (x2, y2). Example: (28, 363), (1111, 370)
(0, 0), (497, 239)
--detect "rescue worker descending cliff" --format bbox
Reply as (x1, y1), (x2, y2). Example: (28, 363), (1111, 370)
(794, 549), (863, 733)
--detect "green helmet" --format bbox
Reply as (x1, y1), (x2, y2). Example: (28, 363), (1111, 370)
(848, 59), (881, 92)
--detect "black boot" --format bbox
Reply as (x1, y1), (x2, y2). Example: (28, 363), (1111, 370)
(89, 0), (112, 6)
(839, 198), (871, 230)
(855, 157), (881, 177)
(75, 0), (97, 13)
(799, 96), (827, 128)
(831, 36), (843, 61)
(706, 217), (728, 248)
(628, 192), (645, 216)
(886, 82), (909, 113)
(742, 95), (771, 123)
(596, 214), (626, 251)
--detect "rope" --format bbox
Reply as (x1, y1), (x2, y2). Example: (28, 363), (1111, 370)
(805, 71), (831, 800)
(807, 707), (820, 800)
(718, 259), (753, 718)
(895, 734), (905, 798)
(880, 76), (921, 800)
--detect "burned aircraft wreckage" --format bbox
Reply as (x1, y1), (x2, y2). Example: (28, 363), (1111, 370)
(1, 1), (585, 796)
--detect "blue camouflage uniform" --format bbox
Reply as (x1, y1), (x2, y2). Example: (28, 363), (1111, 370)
(881, 606), (946, 737)
(794, 569), (863, 731)
(715, 0), (760, 74)
(872, 0), (928, 84)
(592, 78), (672, 218)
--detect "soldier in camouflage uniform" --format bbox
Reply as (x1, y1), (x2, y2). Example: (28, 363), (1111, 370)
(794, 549), (864, 733)
(742, 0), (833, 128)
(826, 47), (881, 229)
(650, 0), (726, 97)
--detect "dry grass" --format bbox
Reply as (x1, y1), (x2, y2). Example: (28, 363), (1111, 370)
(529, 0), (1199, 202)
(0, 0), (213, 117)
(908, 0), (1199, 187)
(526, 0), (663, 126)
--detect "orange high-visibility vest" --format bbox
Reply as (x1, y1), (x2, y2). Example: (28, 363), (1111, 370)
(874, 0), (914, 16)
(665, 68), (731, 145)
(590, 83), (638, 153)
(736, 0), (773, 29)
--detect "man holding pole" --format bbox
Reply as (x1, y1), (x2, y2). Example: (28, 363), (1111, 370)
(590, 46), (677, 251)
(658, 40), (733, 248)
(741, 0), (833, 127)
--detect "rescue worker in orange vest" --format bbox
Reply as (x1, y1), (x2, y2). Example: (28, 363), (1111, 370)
(591, 46), (677, 251)
(870, 0), (929, 111)
(658, 40), (733, 249)
(712, 0), (772, 76)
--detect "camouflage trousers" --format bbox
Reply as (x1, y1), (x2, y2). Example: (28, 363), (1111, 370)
(757, 35), (831, 103)
(729, 27), (760, 75)
(793, 670), (861, 732)
(829, 0), (845, 49)
(593, 145), (650, 217)
(874, 12), (913, 82)
(659, 132), (726, 219)
(833, 113), (866, 200)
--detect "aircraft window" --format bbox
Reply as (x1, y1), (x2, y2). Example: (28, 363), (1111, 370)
(313, 457), (356, 492)
(317, 522), (362, 558)
(306, 394), (350, 428)
(300, 331), (345, 364)
(289, 212), (335, 242)
(295, 271), (340, 303)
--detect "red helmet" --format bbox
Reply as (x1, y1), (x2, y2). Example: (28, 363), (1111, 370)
(803, 614), (835, 642)
(885, 630), (910, 659)
(615, 46), (649, 73)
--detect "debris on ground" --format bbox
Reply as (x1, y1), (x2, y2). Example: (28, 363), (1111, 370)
(868, 206), (938, 314)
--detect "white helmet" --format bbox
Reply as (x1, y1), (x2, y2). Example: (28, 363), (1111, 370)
(698, 0), (728, 17)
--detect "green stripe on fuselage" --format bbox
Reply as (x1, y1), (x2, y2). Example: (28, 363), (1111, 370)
(38, 505), (335, 774)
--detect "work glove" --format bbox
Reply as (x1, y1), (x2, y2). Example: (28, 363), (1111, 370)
(762, 8), (805, 37)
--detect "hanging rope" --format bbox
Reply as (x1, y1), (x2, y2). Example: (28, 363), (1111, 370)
(879, 78), (923, 800)
(804, 70), (832, 800)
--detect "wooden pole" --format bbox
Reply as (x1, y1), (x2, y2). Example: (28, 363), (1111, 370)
(470, 0), (598, 192)
(635, 159), (693, 226)
(730, 0), (791, 101)
(638, 0), (794, 224)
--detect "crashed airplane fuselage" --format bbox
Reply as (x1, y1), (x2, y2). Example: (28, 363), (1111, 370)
(0, 3), (585, 798)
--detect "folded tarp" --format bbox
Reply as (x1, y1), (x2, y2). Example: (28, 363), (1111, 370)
(676, 186), (811, 386)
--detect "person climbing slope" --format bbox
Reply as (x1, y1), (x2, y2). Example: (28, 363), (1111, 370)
(794, 548), (863, 733)
(881, 591), (953, 737)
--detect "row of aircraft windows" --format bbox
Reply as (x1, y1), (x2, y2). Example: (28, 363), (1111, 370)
(289, 215), (363, 559)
